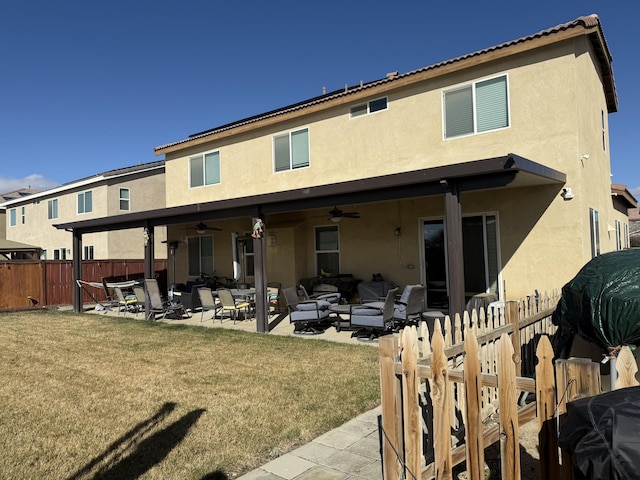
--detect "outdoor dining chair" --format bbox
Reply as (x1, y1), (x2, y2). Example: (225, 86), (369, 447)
(197, 287), (221, 322)
(216, 288), (251, 323)
(114, 286), (138, 315)
(132, 285), (146, 316)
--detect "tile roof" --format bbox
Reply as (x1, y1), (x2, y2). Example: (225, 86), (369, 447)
(154, 14), (615, 154)
(0, 188), (42, 203)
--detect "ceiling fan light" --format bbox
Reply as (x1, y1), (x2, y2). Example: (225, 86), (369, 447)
(330, 216), (342, 223)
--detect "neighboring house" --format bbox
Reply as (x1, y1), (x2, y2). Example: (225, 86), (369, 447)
(611, 184), (637, 249)
(58, 15), (630, 321)
(0, 188), (43, 260)
(628, 206), (640, 247)
(1, 162), (167, 260)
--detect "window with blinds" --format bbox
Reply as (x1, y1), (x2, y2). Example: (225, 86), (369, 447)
(444, 75), (509, 139)
(190, 151), (221, 188)
(274, 127), (310, 172)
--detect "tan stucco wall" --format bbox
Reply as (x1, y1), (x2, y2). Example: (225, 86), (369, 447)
(161, 34), (626, 301)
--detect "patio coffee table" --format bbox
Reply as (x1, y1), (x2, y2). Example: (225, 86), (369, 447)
(329, 303), (362, 332)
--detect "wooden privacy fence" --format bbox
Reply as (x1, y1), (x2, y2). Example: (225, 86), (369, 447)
(378, 291), (640, 479)
(0, 259), (167, 309)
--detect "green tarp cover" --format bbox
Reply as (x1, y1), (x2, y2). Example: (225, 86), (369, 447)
(553, 249), (640, 353)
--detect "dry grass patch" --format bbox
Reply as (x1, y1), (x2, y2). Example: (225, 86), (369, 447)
(0, 311), (381, 479)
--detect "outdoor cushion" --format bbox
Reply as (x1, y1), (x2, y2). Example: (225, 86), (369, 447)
(291, 309), (330, 321)
(295, 300), (330, 311)
(351, 306), (383, 316)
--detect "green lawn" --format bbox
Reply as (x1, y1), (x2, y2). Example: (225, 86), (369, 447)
(0, 311), (381, 479)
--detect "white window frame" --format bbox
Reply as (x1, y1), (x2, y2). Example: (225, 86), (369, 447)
(189, 150), (221, 188)
(615, 220), (622, 251)
(77, 190), (93, 214)
(54, 248), (67, 260)
(119, 188), (130, 211)
(589, 208), (600, 258)
(443, 74), (510, 139)
(350, 97), (388, 118)
(315, 225), (340, 276)
(273, 127), (310, 172)
(625, 223), (630, 249)
(48, 199), (58, 220)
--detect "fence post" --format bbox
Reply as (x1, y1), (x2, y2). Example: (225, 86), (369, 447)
(431, 325), (453, 480)
(615, 346), (639, 389)
(379, 336), (403, 480)
(498, 333), (520, 480)
(463, 330), (484, 480)
(402, 327), (422, 480)
(505, 300), (521, 376)
(536, 335), (560, 479)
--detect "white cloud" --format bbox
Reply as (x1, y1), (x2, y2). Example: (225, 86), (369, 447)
(0, 174), (60, 194)
(629, 186), (640, 199)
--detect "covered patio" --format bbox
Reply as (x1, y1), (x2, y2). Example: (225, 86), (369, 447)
(55, 153), (565, 332)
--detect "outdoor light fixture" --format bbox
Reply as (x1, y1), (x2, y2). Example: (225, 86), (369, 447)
(329, 215), (342, 223)
(561, 187), (574, 200)
(267, 234), (277, 246)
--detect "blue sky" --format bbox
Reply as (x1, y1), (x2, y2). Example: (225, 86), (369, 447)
(1, 1), (638, 196)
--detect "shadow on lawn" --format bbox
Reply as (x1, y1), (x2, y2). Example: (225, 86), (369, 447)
(67, 402), (206, 480)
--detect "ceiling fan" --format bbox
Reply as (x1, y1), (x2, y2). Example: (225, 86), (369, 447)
(328, 206), (360, 223)
(193, 222), (222, 234)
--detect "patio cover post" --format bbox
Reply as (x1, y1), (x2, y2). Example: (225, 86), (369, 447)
(443, 181), (465, 317)
(252, 216), (268, 333)
(143, 222), (154, 316)
(72, 230), (83, 313)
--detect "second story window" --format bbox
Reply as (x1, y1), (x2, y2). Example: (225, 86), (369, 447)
(9, 208), (16, 226)
(444, 74), (509, 139)
(119, 188), (130, 211)
(48, 199), (58, 220)
(190, 151), (220, 188)
(77, 190), (92, 214)
(274, 128), (309, 172)
(21, 206), (25, 224)
(350, 97), (388, 118)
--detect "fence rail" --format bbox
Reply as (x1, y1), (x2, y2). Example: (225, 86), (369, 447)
(378, 290), (638, 480)
(0, 259), (167, 309)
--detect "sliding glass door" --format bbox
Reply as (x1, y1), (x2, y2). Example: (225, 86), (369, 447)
(422, 214), (500, 308)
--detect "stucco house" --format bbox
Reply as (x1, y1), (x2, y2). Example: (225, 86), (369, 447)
(58, 14), (631, 329)
(1, 162), (167, 260)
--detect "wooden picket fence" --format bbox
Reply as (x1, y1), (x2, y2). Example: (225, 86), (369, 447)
(378, 291), (640, 480)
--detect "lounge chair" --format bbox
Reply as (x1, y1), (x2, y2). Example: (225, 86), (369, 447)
(299, 284), (341, 304)
(350, 287), (399, 340)
(284, 287), (330, 334)
(132, 285), (146, 316)
(144, 278), (184, 320)
(393, 284), (426, 327)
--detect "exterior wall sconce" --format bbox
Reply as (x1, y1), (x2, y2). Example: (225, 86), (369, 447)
(561, 187), (574, 200)
(267, 234), (277, 246)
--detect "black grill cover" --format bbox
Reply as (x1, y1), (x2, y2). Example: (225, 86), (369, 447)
(553, 249), (640, 353)
(559, 386), (640, 480)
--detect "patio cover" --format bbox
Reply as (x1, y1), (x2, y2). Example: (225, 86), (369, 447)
(0, 238), (42, 260)
(54, 153), (566, 329)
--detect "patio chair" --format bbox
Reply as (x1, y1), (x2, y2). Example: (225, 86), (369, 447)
(393, 284), (426, 328)
(217, 288), (250, 323)
(144, 278), (184, 320)
(197, 287), (221, 322)
(267, 282), (281, 314)
(114, 286), (138, 315)
(132, 285), (146, 316)
(350, 287), (399, 340)
(299, 284), (341, 305)
(284, 287), (331, 334)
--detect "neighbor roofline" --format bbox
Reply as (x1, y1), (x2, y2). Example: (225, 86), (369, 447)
(154, 14), (616, 156)
(611, 184), (638, 209)
(0, 161), (165, 207)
